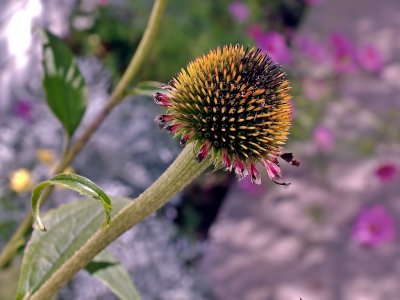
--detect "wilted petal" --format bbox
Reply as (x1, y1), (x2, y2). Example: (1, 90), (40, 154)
(222, 150), (232, 171)
(196, 142), (210, 162)
(180, 132), (193, 147)
(234, 157), (247, 180)
(249, 163), (261, 185)
(280, 153), (300, 166)
(154, 92), (172, 107)
(263, 159), (290, 186)
(166, 123), (182, 133)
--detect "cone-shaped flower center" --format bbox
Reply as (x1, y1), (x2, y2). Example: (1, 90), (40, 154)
(155, 45), (298, 185)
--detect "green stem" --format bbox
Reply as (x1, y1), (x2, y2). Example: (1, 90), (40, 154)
(30, 144), (210, 300)
(0, 0), (168, 268)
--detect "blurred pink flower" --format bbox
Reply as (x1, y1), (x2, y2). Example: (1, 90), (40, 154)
(228, 1), (250, 23)
(247, 24), (263, 40)
(357, 45), (383, 73)
(313, 126), (333, 152)
(330, 33), (358, 74)
(375, 163), (397, 183)
(97, 0), (109, 6)
(353, 205), (396, 247)
(13, 100), (33, 122)
(294, 35), (328, 63)
(302, 78), (328, 100)
(250, 31), (292, 64)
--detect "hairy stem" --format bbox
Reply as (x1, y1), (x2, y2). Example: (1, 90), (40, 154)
(30, 145), (210, 300)
(0, 0), (168, 268)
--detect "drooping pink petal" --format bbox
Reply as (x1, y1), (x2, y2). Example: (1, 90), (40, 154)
(263, 159), (289, 186)
(222, 150), (232, 171)
(196, 142), (210, 162)
(154, 114), (173, 129)
(353, 205), (396, 247)
(154, 92), (172, 107)
(180, 132), (193, 147)
(234, 157), (248, 180)
(249, 163), (261, 185)
(166, 123), (182, 133)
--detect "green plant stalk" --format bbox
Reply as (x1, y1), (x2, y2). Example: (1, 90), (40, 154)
(0, 0), (168, 268)
(29, 144), (210, 300)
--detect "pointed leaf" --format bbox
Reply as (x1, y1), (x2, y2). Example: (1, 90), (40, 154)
(85, 250), (141, 300)
(16, 198), (131, 300)
(42, 30), (88, 136)
(31, 174), (112, 232)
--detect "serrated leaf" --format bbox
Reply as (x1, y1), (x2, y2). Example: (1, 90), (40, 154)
(85, 250), (141, 300)
(42, 30), (87, 137)
(16, 198), (131, 300)
(31, 174), (112, 232)
(131, 81), (165, 96)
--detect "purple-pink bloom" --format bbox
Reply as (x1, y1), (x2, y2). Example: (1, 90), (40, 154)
(228, 1), (250, 23)
(247, 24), (263, 40)
(357, 45), (383, 73)
(251, 31), (292, 65)
(13, 100), (33, 122)
(375, 163), (397, 183)
(313, 126), (333, 152)
(330, 33), (358, 74)
(353, 205), (396, 247)
(293, 34), (328, 63)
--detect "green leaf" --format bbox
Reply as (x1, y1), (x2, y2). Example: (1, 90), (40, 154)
(130, 81), (165, 96)
(85, 250), (141, 300)
(31, 174), (112, 232)
(42, 30), (88, 137)
(17, 198), (131, 300)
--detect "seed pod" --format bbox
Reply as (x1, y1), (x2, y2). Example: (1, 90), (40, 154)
(154, 45), (298, 185)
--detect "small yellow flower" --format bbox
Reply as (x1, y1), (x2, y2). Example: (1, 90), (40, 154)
(9, 169), (33, 193)
(36, 148), (56, 165)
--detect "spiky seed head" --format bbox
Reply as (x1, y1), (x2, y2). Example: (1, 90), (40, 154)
(154, 45), (299, 185)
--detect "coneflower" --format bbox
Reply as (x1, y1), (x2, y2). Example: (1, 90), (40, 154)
(154, 45), (298, 185)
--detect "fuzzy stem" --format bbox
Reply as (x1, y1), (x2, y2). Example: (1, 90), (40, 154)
(29, 145), (210, 300)
(0, 0), (168, 268)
